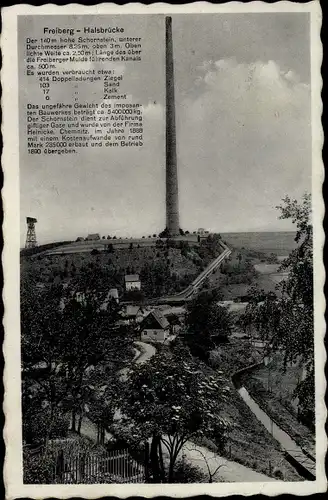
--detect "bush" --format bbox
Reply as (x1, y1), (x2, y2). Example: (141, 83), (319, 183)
(23, 449), (57, 484)
(171, 459), (206, 483)
(23, 406), (70, 445)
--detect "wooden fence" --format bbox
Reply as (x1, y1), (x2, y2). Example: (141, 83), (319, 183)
(53, 448), (145, 483)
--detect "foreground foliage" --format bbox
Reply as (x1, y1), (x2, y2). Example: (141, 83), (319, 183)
(241, 194), (314, 426)
(114, 344), (230, 482)
(21, 266), (133, 447)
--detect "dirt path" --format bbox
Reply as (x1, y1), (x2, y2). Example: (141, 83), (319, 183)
(118, 341), (156, 382)
(160, 440), (276, 482)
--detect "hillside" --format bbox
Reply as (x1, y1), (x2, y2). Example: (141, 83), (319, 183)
(21, 232), (294, 301)
(21, 242), (207, 299)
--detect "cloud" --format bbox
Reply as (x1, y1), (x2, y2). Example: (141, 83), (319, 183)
(178, 59), (311, 232)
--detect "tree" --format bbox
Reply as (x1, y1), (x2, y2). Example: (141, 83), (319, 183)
(179, 240), (190, 257)
(116, 346), (230, 482)
(21, 280), (71, 446)
(59, 281), (132, 431)
(21, 267), (133, 447)
(243, 193), (314, 424)
(159, 227), (170, 238)
(155, 239), (164, 248)
(185, 291), (231, 359)
(140, 261), (171, 297)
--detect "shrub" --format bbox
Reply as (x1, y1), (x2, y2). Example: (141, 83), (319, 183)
(23, 401), (70, 445)
(23, 449), (57, 484)
(171, 459), (206, 483)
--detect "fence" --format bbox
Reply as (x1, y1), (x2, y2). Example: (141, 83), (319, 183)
(52, 448), (145, 484)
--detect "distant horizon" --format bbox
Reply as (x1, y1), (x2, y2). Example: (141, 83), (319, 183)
(22, 228), (297, 248)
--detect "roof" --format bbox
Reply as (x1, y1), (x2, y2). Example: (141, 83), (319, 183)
(109, 288), (119, 298)
(125, 305), (141, 317)
(142, 309), (170, 329)
(125, 274), (140, 282)
(87, 233), (100, 239)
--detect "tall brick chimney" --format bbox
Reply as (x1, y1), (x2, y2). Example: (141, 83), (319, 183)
(165, 16), (180, 237)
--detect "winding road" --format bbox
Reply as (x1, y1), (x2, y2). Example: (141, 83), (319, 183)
(118, 341), (156, 382)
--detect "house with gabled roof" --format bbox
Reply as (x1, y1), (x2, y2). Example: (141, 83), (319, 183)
(120, 304), (145, 325)
(140, 309), (171, 343)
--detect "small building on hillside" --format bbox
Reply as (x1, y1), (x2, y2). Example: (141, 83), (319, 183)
(124, 274), (141, 291)
(140, 309), (170, 343)
(121, 305), (145, 324)
(86, 233), (100, 241)
(108, 288), (119, 303)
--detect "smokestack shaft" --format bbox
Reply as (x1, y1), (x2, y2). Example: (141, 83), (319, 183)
(165, 16), (180, 236)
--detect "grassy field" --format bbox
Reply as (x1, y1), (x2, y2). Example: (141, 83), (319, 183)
(205, 238), (292, 300)
(222, 232), (297, 256)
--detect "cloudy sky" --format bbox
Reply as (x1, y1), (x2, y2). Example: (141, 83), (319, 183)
(19, 13), (311, 244)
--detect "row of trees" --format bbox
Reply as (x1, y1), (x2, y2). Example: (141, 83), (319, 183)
(79, 230), (201, 242)
(240, 194), (314, 426)
(21, 266), (134, 449)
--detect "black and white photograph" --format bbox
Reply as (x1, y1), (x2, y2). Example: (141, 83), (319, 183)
(2, 2), (325, 497)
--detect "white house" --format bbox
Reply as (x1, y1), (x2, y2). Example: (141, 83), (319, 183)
(140, 309), (170, 343)
(124, 274), (141, 291)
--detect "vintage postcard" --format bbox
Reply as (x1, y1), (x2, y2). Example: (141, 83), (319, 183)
(1, 1), (326, 498)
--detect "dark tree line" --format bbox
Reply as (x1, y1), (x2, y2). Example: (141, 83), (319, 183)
(21, 266), (134, 448)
